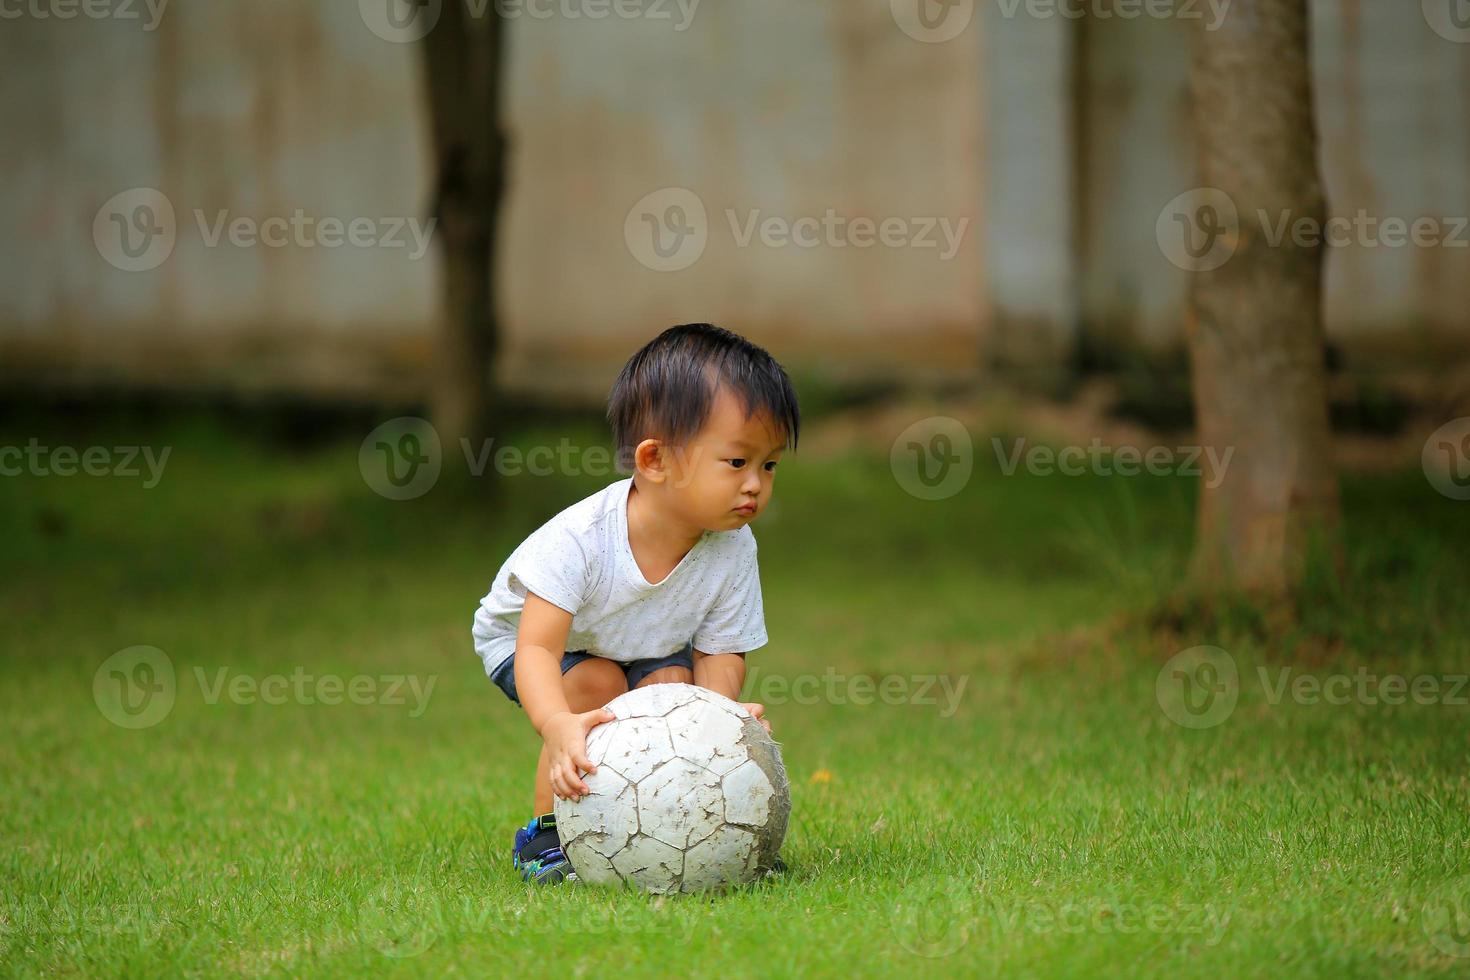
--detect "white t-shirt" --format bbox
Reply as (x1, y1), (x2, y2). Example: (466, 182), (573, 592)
(472, 477), (768, 678)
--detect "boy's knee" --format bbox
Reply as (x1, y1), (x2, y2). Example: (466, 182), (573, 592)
(636, 665), (694, 688)
(563, 657), (628, 709)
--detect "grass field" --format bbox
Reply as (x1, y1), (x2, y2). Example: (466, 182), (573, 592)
(2, 411), (1469, 977)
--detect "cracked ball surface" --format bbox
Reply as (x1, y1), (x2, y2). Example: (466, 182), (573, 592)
(554, 683), (791, 894)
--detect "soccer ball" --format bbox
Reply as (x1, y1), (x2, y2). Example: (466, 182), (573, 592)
(554, 682), (790, 893)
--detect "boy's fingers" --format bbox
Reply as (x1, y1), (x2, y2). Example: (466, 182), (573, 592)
(737, 701), (772, 732)
(553, 764), (575, 799)
(583, 708), (615, 729)
(574, 752), (596, 775)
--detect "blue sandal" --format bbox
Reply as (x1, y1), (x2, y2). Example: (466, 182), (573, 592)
(513, 813), (578, 884)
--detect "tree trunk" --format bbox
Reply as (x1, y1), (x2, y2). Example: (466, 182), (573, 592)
(420, 0), (507, 450)
(1184, 0), (1339, 596)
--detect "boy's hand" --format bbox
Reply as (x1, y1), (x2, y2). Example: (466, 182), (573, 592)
(738, 701), (772, 733)
(540, 708), (615, 801)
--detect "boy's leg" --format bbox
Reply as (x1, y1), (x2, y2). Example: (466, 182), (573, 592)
(633, 664), (693, 687)
(631, 642), (696, 689)
(629, 640), (696, 690)
(531, 656), (630, 814)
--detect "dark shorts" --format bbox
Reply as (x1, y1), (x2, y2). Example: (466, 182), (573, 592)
(490, 641), (694, 706)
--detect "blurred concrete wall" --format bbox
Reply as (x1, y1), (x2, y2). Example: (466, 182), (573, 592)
(0, 0), (983, 400)
(0, 0), (1465, 401)
(1057, 0), (1470, 360)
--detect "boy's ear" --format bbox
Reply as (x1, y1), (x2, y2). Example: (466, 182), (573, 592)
(633, 438), (667, 483)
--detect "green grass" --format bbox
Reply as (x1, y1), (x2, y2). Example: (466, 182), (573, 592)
(2, 413), (1469, 977)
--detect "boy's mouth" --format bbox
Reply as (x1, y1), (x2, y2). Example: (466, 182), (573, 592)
(734, 502), (757, 516)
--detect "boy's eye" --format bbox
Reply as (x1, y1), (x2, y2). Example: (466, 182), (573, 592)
(764, 461), (778, 472)
(728, 458), (746, 468)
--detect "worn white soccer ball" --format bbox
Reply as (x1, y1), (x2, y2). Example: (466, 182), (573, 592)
(554, 682), (790, 894)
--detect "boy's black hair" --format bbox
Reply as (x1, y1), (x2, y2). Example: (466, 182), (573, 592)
(607, 323), (800, 472)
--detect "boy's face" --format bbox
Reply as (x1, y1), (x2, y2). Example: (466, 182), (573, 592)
(642, 385), (786, 532)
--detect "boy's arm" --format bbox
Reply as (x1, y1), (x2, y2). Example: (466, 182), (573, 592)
(692, 649), (746, 700)
(693, 648), (770, 732)
(516, 591), (612, 801)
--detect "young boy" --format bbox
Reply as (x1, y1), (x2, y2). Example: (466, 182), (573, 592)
(472, 323), (799, 883)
